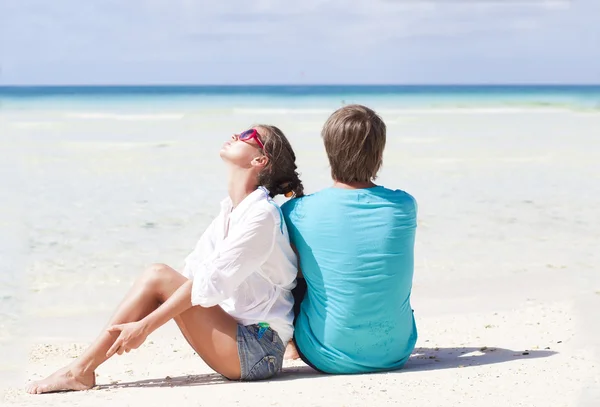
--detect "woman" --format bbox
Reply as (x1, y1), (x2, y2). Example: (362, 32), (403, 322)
(27, 125), (304, 394)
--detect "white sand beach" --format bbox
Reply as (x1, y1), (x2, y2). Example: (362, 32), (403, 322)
(1, 107), (599, 406)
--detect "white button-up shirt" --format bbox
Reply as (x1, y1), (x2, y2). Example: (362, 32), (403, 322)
(181, 187), (297, 344)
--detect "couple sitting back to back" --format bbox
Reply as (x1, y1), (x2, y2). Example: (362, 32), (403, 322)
(27, 104), (417, 394)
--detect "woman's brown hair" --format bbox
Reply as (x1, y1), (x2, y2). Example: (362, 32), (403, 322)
(255, 125), (304, 199)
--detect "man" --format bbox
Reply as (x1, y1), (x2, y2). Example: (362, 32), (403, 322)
(282, 104), (418, 374)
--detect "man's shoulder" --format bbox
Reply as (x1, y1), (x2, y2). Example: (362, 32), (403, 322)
(281, 189), (329, 216)
(376, 186), (417, 208)
(280, 196), (298, 216)
(377, 185), (414, 198)
(281, 186), (417, 215)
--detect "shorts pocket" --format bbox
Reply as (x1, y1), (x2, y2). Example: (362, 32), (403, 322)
(244, 355), (279, 381)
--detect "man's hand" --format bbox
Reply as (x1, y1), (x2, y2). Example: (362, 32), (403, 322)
(106, 321), (149, 357)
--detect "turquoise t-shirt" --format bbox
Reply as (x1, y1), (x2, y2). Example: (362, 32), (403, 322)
(282, 186), (418, 374)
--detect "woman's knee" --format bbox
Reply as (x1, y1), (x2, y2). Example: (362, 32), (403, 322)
(139, 263), (173, 290)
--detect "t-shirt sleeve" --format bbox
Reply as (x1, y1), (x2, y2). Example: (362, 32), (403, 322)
(182, 216), (219, 279)
(409, 193), (418, 214)
(394, 189), (418, 216)
(281, 199), (299, 245)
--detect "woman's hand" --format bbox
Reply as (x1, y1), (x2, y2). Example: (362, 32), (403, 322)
(104, 280), (195, 359)
(106, 321), (150, 358)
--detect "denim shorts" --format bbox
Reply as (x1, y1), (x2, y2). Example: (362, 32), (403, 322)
(237, 324), (285, 381)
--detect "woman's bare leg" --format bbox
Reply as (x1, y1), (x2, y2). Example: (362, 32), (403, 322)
(27, 264), (240, 394)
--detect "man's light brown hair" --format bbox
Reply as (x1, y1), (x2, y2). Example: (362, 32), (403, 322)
(321, 104), (386, 183)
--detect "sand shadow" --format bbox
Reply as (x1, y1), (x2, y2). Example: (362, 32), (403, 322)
(97, 346), (556, 389)
(404, 346), (557, 372)
(276, 346), (557, 380)
(95, 373), (231, 389)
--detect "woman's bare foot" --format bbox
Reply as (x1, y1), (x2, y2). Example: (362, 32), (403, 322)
(284, 341), (300, 360)
(26, 366), (96, 394)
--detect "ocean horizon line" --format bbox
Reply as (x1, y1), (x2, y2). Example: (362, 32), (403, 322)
(2, 84), (599, 99)
(1, 83), (600, 89)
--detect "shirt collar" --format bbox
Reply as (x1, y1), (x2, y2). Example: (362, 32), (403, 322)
(221, 187), (271, 223)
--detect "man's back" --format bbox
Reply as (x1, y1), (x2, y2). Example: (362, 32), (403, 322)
(282, 186), (418, 374)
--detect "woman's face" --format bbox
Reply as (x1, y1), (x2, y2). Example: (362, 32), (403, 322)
(220, 127), (266, 169)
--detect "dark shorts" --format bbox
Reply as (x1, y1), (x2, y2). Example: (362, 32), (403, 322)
(237, 324), (286, 381)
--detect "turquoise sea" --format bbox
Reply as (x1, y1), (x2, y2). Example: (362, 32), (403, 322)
(1, 85), (600, 111)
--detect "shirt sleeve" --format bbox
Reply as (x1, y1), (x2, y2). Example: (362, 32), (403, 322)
(281, 199), (299, 246)
(188, 207), (278, 307)
(181, 217), (218, 279)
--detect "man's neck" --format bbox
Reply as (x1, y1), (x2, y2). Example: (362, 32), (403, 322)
(332, 180), (377, 190)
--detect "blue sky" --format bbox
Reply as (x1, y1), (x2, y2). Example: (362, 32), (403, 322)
(0, 0), (598, 85)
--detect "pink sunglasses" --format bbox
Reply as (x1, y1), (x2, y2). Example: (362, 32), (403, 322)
(239, 128), (265, 150)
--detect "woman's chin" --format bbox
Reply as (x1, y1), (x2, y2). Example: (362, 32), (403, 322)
(219, 150), (237, 165)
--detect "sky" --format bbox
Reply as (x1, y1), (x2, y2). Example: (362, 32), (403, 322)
(0, 0), (599, 85)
